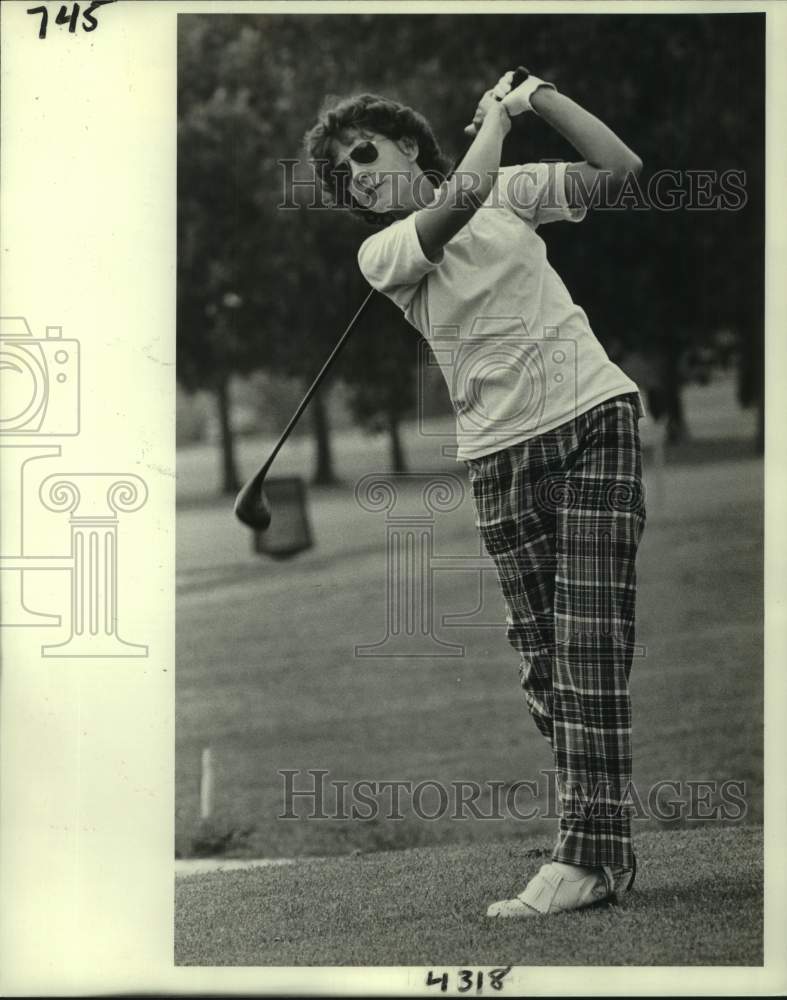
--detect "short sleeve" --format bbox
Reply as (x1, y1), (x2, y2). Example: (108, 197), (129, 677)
(499, 161), (586, 227)
(357, 212), (444, 313)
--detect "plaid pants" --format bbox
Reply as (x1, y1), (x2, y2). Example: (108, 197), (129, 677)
(465, 393), (646, 869)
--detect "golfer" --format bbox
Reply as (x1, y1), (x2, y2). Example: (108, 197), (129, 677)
(305, 69), (647, 917)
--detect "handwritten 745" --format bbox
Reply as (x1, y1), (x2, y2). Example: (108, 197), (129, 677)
(27, 1), (116, 39)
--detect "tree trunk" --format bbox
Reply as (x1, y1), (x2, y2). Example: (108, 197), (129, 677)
(735, 317), (764, 455)
(311, 386), (338, 485)
(663, 348), (689, 446)
(388, 408), (407, 473)
(215, 374), (240, 495)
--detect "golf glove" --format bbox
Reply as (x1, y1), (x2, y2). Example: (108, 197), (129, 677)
(501, 74), (557, 117)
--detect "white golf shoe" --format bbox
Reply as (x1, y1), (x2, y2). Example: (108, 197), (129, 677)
(486, 861), (616, 918)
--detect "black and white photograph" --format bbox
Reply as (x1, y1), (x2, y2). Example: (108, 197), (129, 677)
(1, 1), (786, 995)
(175, 4), (771, 975)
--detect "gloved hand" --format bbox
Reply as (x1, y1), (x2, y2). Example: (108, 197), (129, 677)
(501, 73), (557, 118)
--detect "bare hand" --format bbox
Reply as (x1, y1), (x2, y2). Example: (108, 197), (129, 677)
(464, 70), (515, 136)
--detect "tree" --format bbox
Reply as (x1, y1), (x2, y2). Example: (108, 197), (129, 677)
(177, 20), (280, 492)
(340, 295), (422, 474)
(178, 11), (765, 485)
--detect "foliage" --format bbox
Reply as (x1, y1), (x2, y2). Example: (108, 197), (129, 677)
(177, 12), (764, 455)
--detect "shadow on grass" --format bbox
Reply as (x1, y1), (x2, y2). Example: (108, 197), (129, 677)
(176, 817), (257, 859)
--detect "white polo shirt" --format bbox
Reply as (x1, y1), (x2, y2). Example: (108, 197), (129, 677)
(357, 160), (645, 461)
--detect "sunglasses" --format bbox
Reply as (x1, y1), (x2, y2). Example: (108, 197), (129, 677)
(330, 139), (382, 187)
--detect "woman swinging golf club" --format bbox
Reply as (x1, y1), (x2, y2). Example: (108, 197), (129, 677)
(304, 68), (647, 918)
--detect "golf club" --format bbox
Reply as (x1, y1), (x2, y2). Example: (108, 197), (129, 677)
(234, 288), (377, 530)
(234, 65), (529, 533)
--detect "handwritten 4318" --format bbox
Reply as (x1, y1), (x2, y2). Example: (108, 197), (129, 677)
(426, 967), (512, 992)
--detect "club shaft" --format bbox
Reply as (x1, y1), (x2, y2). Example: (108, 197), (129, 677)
(260, 288), (377, 478)
(241, 67), (525, 507)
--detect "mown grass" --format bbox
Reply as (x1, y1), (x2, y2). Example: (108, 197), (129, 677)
(175, 825), (762, 966)
(175, 375), (763, 861)
(175, 450), (762, 859)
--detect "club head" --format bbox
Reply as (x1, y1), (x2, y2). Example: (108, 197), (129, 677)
(234, 473), (272, 531)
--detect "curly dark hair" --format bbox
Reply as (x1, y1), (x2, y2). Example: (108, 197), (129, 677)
(302, 92), (453, 229)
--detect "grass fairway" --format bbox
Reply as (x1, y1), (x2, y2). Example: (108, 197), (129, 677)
(176, 378), (764, 967)
(175, 440), (763, 859)
(175, 825), (762, 966)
